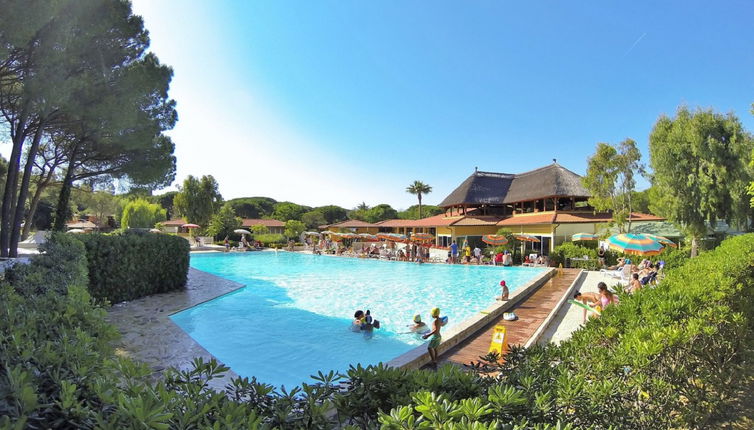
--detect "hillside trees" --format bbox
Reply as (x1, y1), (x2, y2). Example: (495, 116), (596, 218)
(271, 201), (310, 221)
(173, 175), (223, 226)
(582, 139), (644, 233)
(206, 203), (241, 239)
(649, 106), (753, 256)
(0, 0), (177, 256)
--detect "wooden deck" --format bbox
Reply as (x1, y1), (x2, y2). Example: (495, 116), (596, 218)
(438, 268), (581, 366)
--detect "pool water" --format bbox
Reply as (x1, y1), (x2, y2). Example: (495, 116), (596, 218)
(171, 252), (545, 388)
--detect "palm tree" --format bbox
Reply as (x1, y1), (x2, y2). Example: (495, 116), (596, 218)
(406, 181), (432, 219)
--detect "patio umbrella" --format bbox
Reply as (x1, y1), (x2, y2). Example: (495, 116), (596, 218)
(412, 233), (434, 241)
(358, 233), (378, 241)
(66, 229), (86, 234)
(149, 228), (161, 233)
(181, 223), (200, 229)
(304, 231), (321, 236)
(378, 233), (407, 242)
(607, 233), (665, 256)
(572, 233), (599, 241)
(514, 234), (540, 242)
(645, 234), (677, 248)
(234, 229), (251, 235)
(482, 234), (508, 245)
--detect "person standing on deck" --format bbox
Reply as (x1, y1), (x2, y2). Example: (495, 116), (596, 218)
(422, 307), (443, 367)
(450, 240), (459, 264)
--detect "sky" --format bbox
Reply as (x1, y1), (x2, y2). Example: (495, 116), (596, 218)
(122, 2), (753, 208)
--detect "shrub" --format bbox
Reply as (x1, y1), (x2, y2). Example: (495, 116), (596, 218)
(254, 233), (285, 247)
(4, 232), (88, 296)
(550, 242), (599, 270)
(120, 198), (166, 229)
(75, 231), (189, 303)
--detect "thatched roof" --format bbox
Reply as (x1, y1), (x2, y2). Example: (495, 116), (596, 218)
(439, 163), (590, 207)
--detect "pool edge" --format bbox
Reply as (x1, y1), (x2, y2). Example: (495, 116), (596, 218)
(385, 267), (556, 370)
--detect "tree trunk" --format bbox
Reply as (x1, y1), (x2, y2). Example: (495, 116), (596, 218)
(690, 236), (699, 258)
(22, 169), (56, 240)
(9, 125), (44, 257)
(418, 193), (422, 219)
(53, 144), (79, 231)
(0, 115), (28, 257)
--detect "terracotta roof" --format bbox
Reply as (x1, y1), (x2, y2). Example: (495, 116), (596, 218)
(497, 213), (557, 226)
(376, 219), (422, 228)
(440, 163), (590, 207)
(326, 219), (379, 228)
(242, 218), (285, 227)
(497, 211), (665, 226)
(451, 216), (502, 226)
(412, 214), (461, 227)
(162, 218), (188, 226)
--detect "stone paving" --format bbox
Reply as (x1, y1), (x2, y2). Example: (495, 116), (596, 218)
(106, 266), (245, 388)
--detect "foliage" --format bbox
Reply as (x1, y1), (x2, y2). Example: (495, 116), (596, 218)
(582, 139), (644, 233)
(350, 203), (398, 223)
(251, 224), (270, 235)
(78, 190), (122, 228)
(631, 188), (653, 215)
(254, 233), (285, 246)
(284, 220), (306, 239)
(398, 204), (443, 220)
(75, 232), (189, 303)
(151, 191), (179, 220)
(173, 175), (223, 226)
(121, 198), (166, 229)
(550, 242), (599, 270)
(4, 233), (88, 297)
(226, 196), (278, 218)
(406, 180), (433, 218)
(301, 205), (349, 229)
(649, 106), (754, 255)
(0, 0), (177, 255)
(271, 201), (311, 222)
(206, 203), (242, 240)
(301, 210), (328, 230)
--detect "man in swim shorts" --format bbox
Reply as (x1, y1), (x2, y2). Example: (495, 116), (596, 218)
(422, 307), (443, 367)
(450, 240), (458, 264)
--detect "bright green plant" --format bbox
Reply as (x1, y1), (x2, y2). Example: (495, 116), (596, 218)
(121, 199), (166, 229)
(206, 203), (242, 240)
(284, 220), (306, 239)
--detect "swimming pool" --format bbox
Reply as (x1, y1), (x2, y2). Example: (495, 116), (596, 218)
(171, 252), (545, 388)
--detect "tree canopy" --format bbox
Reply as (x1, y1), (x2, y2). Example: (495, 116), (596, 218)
(271, 201), (310, 222)
(206, 203), (241, 240)
(173, 175), (223, 226)
(398, 204), (442, 220)
(121, 199), (166, 229)
(649, 106), (753, 255)
(582, 139), (644, 233)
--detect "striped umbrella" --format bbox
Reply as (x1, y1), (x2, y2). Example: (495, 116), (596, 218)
(514, 234), (540, 242)
(358, 233), (378, 241)
(482, 234), (508, 245)
(572, 233), (599, 241)
(645, 234), (677, 248)
(412, 233), (434, 242)
(606, 233), (665, 256)
(377, 233), (407, 242)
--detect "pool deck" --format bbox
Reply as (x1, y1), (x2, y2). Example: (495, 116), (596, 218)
(437, 268), (582, 367)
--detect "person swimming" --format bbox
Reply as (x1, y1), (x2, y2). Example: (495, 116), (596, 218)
(409, 314), (428, 333)
(352, 309), (380, 331)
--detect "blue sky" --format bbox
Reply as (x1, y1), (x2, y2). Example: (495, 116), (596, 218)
(128, 0), (754, 209)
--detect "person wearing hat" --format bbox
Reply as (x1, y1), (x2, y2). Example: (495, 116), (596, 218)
(422, 307), (443, 367)
(497, 280), (509, 301)
(409, 314), (427, 332)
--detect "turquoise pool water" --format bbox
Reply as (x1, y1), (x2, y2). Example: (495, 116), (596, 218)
(171, 252), (545, 388)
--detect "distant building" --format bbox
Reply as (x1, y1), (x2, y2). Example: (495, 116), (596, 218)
(242, 219), (285, 235)
(378, 162), (663, 254)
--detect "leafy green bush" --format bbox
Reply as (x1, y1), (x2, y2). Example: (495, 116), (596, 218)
(75, 231), (189, 303)
(254, 233), (285, 246)
(4, 232), (88, 296)
(121, 198), (167, 229)
(551, 242), (599, 270)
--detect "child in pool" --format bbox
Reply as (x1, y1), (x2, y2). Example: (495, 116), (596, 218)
(409, 314), (428, 332)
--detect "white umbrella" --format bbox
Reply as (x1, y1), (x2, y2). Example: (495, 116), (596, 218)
(234, 229), (251, 235)
(149, 228), (161, 233)
(67, 229), (86, 234)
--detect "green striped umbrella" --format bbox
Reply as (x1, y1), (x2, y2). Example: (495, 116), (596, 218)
(607, 233), (665, 256)
(572, 233), (599, 241)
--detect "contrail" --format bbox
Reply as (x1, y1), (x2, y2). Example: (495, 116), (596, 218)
(623, 32), (647, 57)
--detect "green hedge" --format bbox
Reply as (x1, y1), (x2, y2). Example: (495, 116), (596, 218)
(75, 231), (190, 303)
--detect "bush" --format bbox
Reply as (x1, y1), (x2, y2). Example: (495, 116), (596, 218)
(75, 231), (189, 303)
(551, 242), (599, 270)
(254, 233), (285, 247)
(4, 232), (88, 296)
(121, 198), (166, 229)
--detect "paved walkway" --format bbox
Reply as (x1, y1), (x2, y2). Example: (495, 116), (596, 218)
(438, 268), (581, 366)
(538, 270), (623, 344)
(106, 267), (245, 388)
